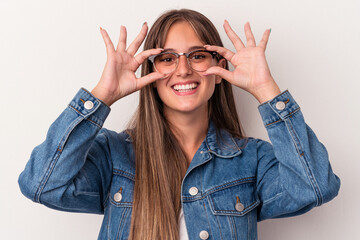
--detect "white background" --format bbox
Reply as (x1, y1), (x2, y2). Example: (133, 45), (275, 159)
(1, 0), (358, 239)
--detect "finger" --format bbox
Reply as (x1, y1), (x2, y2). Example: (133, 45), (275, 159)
(127, 22), (148, 55)
(116, 25), (127, 52)
(204, 66), (234, 84)
(136, 72), (165, 90)
(223, 20), (245, 51)
(244, 22), (256, 47)
(204, 45), (235, 62)
(99, 27), (115, 56)
(258, 28), (271, 51)
(133, 48), (163, 68)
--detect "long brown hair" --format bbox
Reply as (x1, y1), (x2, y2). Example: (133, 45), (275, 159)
(126, 9), (244, 240)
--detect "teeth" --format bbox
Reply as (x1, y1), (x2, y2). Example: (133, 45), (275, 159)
(173, 83), (198, 91)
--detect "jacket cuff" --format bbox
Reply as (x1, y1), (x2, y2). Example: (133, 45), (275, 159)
(258, 90), (300, 127)
(68, 88), (111, 127)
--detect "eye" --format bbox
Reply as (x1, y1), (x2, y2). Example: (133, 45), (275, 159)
(189, 51), (212, 62)
(162, 58), (174, 62)
(157, 53), (176, 63)
(191, 53), (206, 60)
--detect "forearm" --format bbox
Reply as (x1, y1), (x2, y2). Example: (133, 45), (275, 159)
(18, 88), (112, 213)
(256, 90), (341, 220)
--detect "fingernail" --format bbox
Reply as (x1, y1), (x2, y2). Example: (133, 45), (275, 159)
(143, 22), (147, 26)
(269, 28), (272, 33)
(100, 26), (103, 31)
(204, 45), (210, 48)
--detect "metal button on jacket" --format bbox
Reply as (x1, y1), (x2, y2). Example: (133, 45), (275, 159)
(275, 101), (286, 110)
(114, 192), (122, 202)
(84, 100), (94, 110)
(199, 230), (209, 239)
(189, 187), (198, 196)
(235, 202), (245, 212)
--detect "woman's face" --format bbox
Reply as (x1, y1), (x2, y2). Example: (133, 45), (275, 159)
(154, 21), (225, 117)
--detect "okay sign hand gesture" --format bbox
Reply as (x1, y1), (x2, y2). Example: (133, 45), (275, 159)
(91, 23), (165, 106)
(204, 21), (281, 103)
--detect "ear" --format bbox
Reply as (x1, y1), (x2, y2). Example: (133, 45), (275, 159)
(215, 58), (226, 84)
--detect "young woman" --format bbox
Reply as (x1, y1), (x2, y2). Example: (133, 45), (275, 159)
(19, 9), (340, 240)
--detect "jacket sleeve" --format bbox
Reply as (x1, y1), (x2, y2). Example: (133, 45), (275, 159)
(255, 90), (340, 221)
(18, 88), (112, 214)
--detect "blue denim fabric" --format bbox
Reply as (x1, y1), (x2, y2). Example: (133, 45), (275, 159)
(18, 88), (340, 240)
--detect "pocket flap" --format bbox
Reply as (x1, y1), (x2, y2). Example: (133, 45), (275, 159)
(109, 171), (134, 207)
(208, 180), (259, 216)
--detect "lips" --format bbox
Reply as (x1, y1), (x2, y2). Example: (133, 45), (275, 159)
(172, 83), (199, 92)
(169, 81), (200, 96)
(171, 81), (200, 92)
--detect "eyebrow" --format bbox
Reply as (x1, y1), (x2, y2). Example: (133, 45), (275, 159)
(162, 45), (205, 52)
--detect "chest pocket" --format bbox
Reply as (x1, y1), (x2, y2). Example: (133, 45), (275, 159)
(207, 178), (260, 239)
(109, 171), (134, 207)
(208, 178), (259, 216)
(107, 169), (134, 240)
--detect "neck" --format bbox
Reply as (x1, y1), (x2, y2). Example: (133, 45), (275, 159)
(164, 105), (209, 161)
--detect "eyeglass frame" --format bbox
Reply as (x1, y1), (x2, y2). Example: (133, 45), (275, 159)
(148, 49), (223, 74)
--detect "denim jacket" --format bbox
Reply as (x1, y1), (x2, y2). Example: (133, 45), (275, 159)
(18, 88), (340, 240)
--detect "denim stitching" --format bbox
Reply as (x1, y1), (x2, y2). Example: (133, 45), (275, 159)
(228, 216), (237, 240)
(265, 107), (301, 127)
(100, 132), (112, 208)
(183, 177), (256, 202)
(68, 104), (103, 128)
(35, 116), (83, 202)
(208, 149), (242, 158)
(285, 118), (323, 206)
(209, 195), (259, 216)
(302, 151), (323, 205)
(112, 169), (135, 181)
(214, 215), (224, 240)
(232, 216), (238, 240)
(116, 207), (129, 240)
(181, 153), (212, 195)
(247, 211), (250, 240)
(202, 201), (213, 240)
(226, 216), (234, 239)
(207, 177), (256, 195)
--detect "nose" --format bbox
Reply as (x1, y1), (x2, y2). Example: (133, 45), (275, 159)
(175, 55), (192, 77)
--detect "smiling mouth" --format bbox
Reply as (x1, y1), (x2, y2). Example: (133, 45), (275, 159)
(172, 83), (199, 92)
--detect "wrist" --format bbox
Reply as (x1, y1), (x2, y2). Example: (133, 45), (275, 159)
(91, 86), (116, 107)
(252, 80), (281, 104)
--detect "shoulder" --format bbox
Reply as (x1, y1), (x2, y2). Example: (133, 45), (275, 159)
(232, 135), (274, 157)
(96, 128), (135, 172)
(97, 128), (133, 146)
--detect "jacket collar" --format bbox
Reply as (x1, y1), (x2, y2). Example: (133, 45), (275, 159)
(204, 120), (242, 158)
(125, 120), (242, 158)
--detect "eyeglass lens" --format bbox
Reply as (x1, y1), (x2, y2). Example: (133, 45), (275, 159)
(153, 51), (214, 74)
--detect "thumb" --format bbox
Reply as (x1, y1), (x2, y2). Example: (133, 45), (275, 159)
(136, 72), (165, 90)
(205, 66), (234, 84)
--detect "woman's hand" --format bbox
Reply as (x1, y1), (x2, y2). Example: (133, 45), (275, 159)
(91, 23), (165, 106)
(204, 20), (281, 104)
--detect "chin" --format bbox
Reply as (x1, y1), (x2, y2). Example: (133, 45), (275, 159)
(169, 102), (208, 115)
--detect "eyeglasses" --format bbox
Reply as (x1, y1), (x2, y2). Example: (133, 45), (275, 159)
(148, 49), (222, 75)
